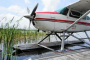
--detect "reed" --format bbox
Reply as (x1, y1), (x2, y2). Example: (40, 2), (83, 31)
(0, 17), (23, 60)
(0, 17), (47, 60)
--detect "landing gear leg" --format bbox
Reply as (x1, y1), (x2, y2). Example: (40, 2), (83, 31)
(61, 32), (65, 51)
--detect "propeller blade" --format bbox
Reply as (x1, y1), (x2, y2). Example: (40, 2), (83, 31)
(27, 7), (30, 14)
(31, 3), (38, 16)
(28, 19), (31, 39)
(24, 15), (33, 19)
(29, 20), (31, 30)
(37, 29), (39, 32)
(24, 15), (30, 19)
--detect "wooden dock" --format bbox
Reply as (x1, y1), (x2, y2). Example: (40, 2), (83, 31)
(35, 48), (90, 60)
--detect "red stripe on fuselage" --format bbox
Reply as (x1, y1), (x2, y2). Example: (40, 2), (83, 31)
(34, 18), (90, 25)
(36, 12), (60, 14)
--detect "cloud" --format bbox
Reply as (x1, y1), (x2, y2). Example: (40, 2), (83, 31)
(0, 13), (17, 27)
(0, 13), (31, 29)
(8, 5), (26, 15)
(0, 5), (36, 29)
(41, 0), (60, 11)
(25, 0), (31, 4)
(0, 5), (27, 15)
(0, 6), (6, 11)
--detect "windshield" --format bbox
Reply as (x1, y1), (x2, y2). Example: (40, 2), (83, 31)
(55, 7), (69, 15)
(55, 7), (65, 13)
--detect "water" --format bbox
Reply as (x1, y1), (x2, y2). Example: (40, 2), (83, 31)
(1, 35), (90, 60)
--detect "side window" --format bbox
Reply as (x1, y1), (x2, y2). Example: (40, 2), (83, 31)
(60, 8), (69, 15)
(70, 11), (80, 18)
(83, 16), (90, 20)
(83, 16), (87, 20)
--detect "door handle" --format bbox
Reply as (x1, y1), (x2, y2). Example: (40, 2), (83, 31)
(51, 17), (55, 18)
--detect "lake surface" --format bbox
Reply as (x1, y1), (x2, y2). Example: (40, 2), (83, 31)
(0, 34), (90, 60)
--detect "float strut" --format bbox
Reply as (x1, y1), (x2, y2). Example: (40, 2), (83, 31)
(65, 33), (73, 40)
(67, 33), (90, 46)
(37, 32), (55, 51)
(55, 33), (62, 41)
(38, 32), (53, 44)
(84, 31), (90, 42)
(38, 44), (55, 51)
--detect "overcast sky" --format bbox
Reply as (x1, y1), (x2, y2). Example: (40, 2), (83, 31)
(0, 0), (79, 29)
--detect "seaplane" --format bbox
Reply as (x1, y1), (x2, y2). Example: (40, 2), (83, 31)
(23, 0), (90, 51)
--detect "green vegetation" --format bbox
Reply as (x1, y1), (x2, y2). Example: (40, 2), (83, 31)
(0, 17), (47, 60)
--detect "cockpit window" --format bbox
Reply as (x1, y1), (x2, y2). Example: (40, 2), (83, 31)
(55, 7), (69, 15)
(70, 11), (80, 18)
(70, 10), (90, 20)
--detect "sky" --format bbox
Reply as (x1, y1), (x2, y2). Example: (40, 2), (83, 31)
(0, 0), (79, 29)
(1, 0), (90, 45)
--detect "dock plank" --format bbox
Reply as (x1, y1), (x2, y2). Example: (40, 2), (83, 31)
(35, 49), (90, 60)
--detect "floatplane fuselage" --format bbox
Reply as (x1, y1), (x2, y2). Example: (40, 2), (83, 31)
(34, 8), (90, 33)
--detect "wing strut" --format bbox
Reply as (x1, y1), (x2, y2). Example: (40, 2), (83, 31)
(65, 10), (90, 31)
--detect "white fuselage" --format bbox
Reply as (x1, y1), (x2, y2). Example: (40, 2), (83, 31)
(33, 12), (90, 32)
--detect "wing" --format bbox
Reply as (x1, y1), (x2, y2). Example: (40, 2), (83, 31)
(67, 0), (90, 14)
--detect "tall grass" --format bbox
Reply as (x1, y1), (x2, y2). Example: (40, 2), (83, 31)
(0, 17), (47, 60)
(0, 17), (23, 60)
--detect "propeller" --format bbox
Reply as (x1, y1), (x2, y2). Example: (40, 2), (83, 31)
(24, 3), (38, 28)
(24, 3), (39, 39)
(24, 3), (38, 21)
